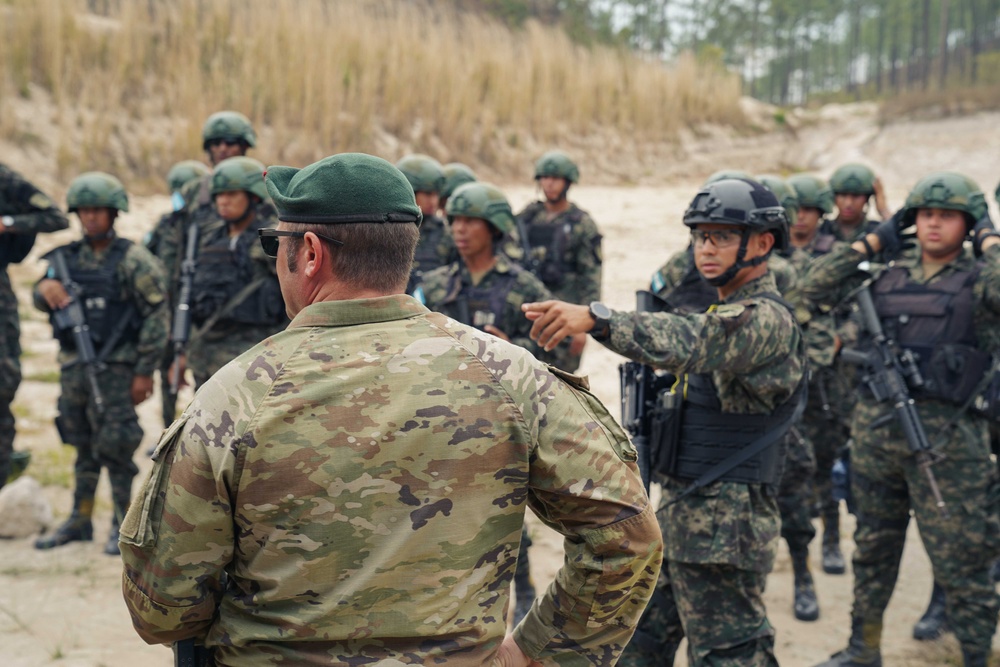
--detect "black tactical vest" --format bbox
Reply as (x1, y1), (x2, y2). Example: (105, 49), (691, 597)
(53, 238), (138, 350)
(190, 217), (284, 327)
(811, 231), (837, 256)
(443, 266), (518, 331)
(520, 203), (584, 290)
(872, 265), (989, 404)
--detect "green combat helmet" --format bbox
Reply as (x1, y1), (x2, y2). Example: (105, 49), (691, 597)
(202, 110), (257, 150)
(441, 163), (477, 201)
(703, 169), (752, 187)
(396, 154), (446, 194)
(788, 174), (835, 215)
(210, 156), (268, 201)
(757, 175), (800, 227)
(66, 172), (129, 212)
(446, 182), (515, 235)
(829, 163), (876, 196)
(902, 171), (987, 229)
(167, 160), (210, 193)
(7, 450), (30, 484)
(534, 150), (580, 183)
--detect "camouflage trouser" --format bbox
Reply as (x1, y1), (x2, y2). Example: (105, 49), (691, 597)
(777, 429), (817, 554)
(801, 368), (853, 530)
(850, 403), (1000, 653)
(57, 362), (143, 513)
(188, 324), (279, 388)
(619, 478), (780, 667)
(157, 344), (178, 429)
(0, 282), (22, 487)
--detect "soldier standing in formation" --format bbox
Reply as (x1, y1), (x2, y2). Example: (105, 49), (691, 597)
(525, 178), (806, 666)
(805, 172), (1000, 667)
(397, 153), (456, 290)
(176, 157), (286, 388)
(119, 153), (662, 665)
(33, 172), (168, 555)
(418, 181), (554, 626)
(514, 150), (602, 372)
(143, 160), (209, 428)
(0, 164), (68, 489)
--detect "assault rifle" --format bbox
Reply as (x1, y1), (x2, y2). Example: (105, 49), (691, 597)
(170, 221), (200, 395)
(48, 249), (105, 413)
(840, 275), (948, 517)
(618, 290), (672, 491)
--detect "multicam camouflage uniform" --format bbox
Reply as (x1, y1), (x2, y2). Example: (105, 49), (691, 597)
(120, 295), (662, 665)
(0, 164), (68, 488)
(612, 272), (805, 667)
(34, 220), (169, 551)
(802, 174), (1000, 664)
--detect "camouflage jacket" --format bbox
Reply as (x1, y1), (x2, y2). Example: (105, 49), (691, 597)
(515, 201), (603, 305)
(600, 272), (805, 572)
(33, 236), (169, 377)
(120, 295), (662, 666)
(822, 216), (879, 244)
(419, 255), (552, 355)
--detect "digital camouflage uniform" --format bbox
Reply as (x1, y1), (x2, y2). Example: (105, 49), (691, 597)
(610, 271), (805, 667)
(120, 295), (663, 666)
(34, 230), (169, 551)
(0, 164), (68, 488)
(802, 241), (1000, 662)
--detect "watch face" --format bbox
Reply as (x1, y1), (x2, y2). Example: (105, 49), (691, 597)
(591, 302), (612, 320)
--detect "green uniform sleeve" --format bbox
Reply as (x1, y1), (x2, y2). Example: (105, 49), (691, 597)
(122, 245), (170, 376)
(798, 243), (869, 310)
(0, 166), (69, 234)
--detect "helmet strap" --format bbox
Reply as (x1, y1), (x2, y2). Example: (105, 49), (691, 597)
(703, 229), (759, 288)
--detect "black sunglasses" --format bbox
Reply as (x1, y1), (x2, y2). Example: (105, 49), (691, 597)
(258, 229), (344, 258)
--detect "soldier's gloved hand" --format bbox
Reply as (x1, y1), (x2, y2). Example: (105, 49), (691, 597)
(973, 211), (1000, 257)
(872, 208), (907, 258)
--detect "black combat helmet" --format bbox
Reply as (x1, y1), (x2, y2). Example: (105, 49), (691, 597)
(683, 178), (789, 286)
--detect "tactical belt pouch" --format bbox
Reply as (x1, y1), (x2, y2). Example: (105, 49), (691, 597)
(650, 388), (683, 477)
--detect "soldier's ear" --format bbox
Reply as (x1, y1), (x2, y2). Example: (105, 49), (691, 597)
(302, 231), (326, 279)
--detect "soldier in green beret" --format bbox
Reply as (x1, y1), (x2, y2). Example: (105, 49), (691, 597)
(120, 152), (662, 666)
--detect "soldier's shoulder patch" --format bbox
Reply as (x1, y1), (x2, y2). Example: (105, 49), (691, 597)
(712, 303), (749, 318)
(28, 192), (54, 210)
(134, 272), (165, 305)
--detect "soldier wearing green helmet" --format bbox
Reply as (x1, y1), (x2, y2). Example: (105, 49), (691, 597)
(396, 154), (456, 287)
(804, 172), (1000, 667)
(514, 150), (603, 372)
(172, 157), (286, 390)
(0, 163), (68, 492)
(180, 111), (258, 226)
(142, 160), (211, 429)
(827, 163), (891, 243)
(32, 171), (168, 556)
(439, 162), (477, 212)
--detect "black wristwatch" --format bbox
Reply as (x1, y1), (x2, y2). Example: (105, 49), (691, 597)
(588, 301), (612, 340)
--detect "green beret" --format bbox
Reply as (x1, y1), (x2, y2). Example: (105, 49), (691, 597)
(265, 153), (422, 226)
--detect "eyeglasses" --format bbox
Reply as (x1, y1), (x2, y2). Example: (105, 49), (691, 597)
(690, 229), (742, 249)
(258, 229), (344, 258)
(207, 138), (241, 148)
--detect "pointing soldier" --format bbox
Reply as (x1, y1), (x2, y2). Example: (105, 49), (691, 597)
(120, 153), (661, 665)
(525, 178), (806, 666)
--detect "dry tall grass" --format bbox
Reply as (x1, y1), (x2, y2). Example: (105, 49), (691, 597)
(0, 0), (745, 189)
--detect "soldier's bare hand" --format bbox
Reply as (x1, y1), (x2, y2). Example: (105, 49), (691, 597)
(484, 325), (511, 342)
(522, 300), (593, 352)
(38, 279), (71, 310)
(131, 375), (154, 406)
(568, 332), (587, 356)
(494, 635), (538, 667)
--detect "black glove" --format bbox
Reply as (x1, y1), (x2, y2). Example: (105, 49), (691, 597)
(871, 209), (906, 259)
(974, 211), (1000, 257)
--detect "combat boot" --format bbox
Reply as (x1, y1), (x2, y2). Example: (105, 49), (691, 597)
(35, 509), (94, 549)
(912, 581), (949, 640)
(104, 515), (121, 555)
(814, 617), (882, 667)
(105, 474), (132, 556)
(962, 647), (989, 667)
(791, 548), (819, 621)
(822, 515), (846, 575)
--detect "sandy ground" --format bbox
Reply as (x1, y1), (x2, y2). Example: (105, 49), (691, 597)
(1, 102), (999, 665)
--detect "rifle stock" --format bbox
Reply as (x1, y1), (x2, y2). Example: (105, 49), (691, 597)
(48, 250), (105, 414)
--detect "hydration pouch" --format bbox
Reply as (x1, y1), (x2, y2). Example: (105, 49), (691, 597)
(650, 383), (683, 477)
